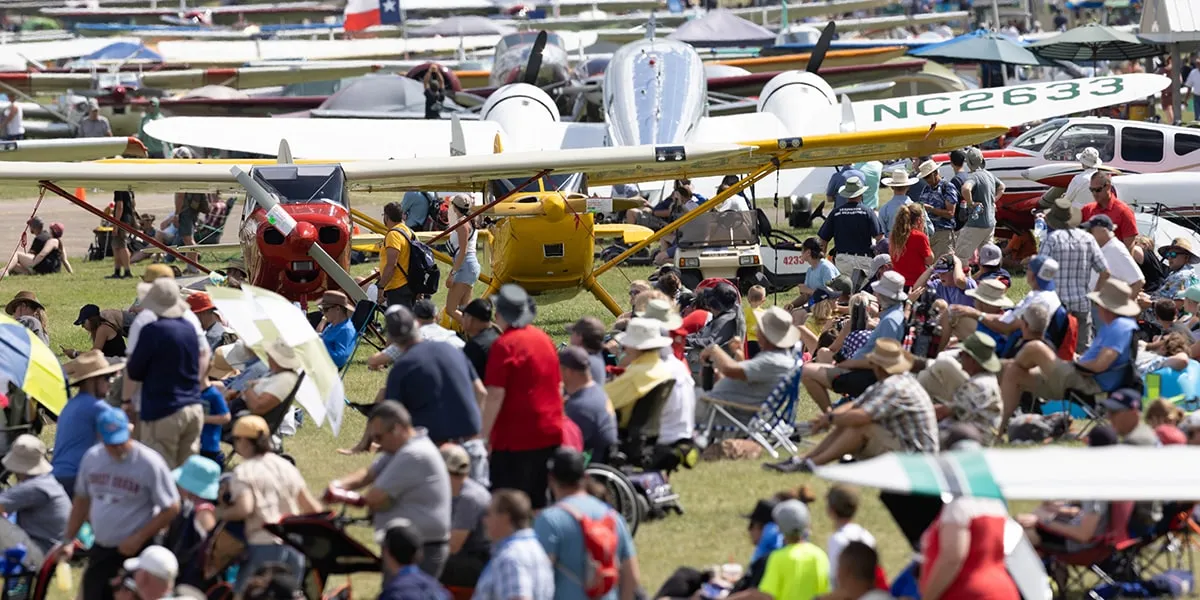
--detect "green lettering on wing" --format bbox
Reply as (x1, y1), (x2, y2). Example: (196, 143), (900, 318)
(917, 96), (951, 116)
(873, 101), (908, 122)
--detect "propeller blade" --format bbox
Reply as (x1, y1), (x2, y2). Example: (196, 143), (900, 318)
(307, 243), (367, 305)
(523, 30), (548, 86)
(807, 22), (836, 74)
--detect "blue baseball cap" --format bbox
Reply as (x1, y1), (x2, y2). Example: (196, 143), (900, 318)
(1028, 256), (1058, 291)
(96, 407), (130, 445)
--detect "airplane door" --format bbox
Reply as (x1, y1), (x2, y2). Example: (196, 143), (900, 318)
(1119, 126), (1165, 167)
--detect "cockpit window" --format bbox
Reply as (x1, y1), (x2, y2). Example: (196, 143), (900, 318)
(1011, 119), (1066, 152)
(490, 173), (586, 198)
(1043, 123), (1115, 162)
(251, 165), (347, 207)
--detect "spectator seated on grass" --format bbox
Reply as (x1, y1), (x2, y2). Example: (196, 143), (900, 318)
(729, 498), (830, 600)
(0, 434), (69, 554)
(943, 279), (1014, 352)
(925, 333), (1004, 446)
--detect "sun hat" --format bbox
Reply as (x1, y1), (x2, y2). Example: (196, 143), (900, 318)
(614, 317), (672, 350)
(264, 337), (302, 370)
(965, 146), (985, 169)
(1077, 147), (1103, 169)
(440, 444), (471, 476)
(960, 332), (1002, 373)
(880, 168), (914, 188)
(232, 415), (270, 439)
(317, 290), (353, 311)
(1, 434), (50, 476)
(865, 338), (914, 375)
(1158, 237), (1200, 265)
(771, 500), (811, 537)
(916, 355), (969, 403)
(636, 298), (683, 330)
(965, 279), (1015, 309)
(916, 159), (942, 179)
(172, 455), (221, 501)
(492, 284), (536, 328)
(1028, 256), (1058, 291)
(65, 350), (124, 386)
(756, 306), (801, 349)
(870, 270), (907, 302)
(123, 546), (178, 582)
(141, 263), (175, 284)
(186, 292), (216, 314)
(138, 278), (187, 318)
(4, 291), (43, 315)
(978, 243), (1002, 267)
(837, 176), (868, 199)
(96, 406), (131, 446)
(1045, 196), (1082, 230)
(1087, 279), (1140, 317)
(207, 348), (238, 380)
(827, 274), (853, 296)
(223, 258), (248, 276)
(1184, 285), (1200, 304)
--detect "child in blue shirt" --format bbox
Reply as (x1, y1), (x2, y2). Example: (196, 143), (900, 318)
(199, 375), (231, 468)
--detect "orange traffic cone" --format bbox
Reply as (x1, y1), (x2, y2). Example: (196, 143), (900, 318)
(74, 187), (86, 201)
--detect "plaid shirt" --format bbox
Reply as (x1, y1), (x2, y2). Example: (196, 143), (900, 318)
(949, 373), (1003, 445)
(855, 372), (939, 453)
(473, 529), (554, 600)
(1039, 228), (1108, 313)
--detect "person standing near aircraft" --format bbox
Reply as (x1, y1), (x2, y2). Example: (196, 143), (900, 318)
(77, 99), (112, 138)
(445, 195), (480, 325)
(851, 161), (883, 211)
(1185, 55), (1200, 118)
(955, 148), (1004, 262)
(916, 159), (959, 258)
(424, 67), (446, 120)
(826, 166), (865, 211)
(1051, 147), (1104, 209)
(819, 177), (884, 277)
(109, 190), (135, 280)
(379, 202), (416, 309)
(138, 98), (172, 159)
(1081, 172), (1137, 249)
(0, 98), (23, 141)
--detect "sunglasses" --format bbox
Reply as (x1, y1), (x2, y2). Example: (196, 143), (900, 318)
(1089, 185), (1109, 193)
(1165, 251), (1181, 259)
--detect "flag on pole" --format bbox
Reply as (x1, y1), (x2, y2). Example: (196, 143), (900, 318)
(343, 0), (403, 32)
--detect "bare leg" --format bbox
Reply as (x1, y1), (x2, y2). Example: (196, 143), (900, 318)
(625, 208), (640, 225)
(445, 281), (472, 324)
(801, 363), (836, 412)
(807, 426), (868, 466)
(999, 340), (1057, 431)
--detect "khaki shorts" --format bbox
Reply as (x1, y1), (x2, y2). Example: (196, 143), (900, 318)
(859, 423), (902, 459)
(954, 226), (994, 262)
(1030, 360), (1103, 401)
(139, 403), (204, 469)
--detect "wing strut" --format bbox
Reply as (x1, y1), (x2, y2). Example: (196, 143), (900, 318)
(424, 169), (552, 246)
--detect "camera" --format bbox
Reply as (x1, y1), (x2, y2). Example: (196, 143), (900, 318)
(907, 287), (942, 359)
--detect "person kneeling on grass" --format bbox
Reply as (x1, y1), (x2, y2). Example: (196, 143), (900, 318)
(730, 499), (830, 600)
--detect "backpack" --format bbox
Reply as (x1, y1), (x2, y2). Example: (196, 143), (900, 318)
(557, 502), (620, 599)
(392, 226), (440, 295)
(953, 197), (970, 231)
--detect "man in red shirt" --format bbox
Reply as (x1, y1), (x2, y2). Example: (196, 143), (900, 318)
(482, 284), (565, 509)
(1081, 172), (1137, 249)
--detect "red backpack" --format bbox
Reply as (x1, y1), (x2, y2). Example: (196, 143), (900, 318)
(558, 503), (619, 598)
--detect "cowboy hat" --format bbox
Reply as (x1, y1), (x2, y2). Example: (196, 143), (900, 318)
(960, 332), (1002, 373)
(1, 434), (50, 477)
(264, 337), (303, 370)
(636, 298), (683, 330)
(138, 278), (187, 319)
(1087, 279), (1140, 317)
(491, 284), (536, 328)
(837, 176), (868, 199)
(880, 169), (914, 188)
(870, 270), (907, 302)
(916, 159), (942, 179)
(208, 349), (239, 380)
(1077, 147), (1103, 169)
(865, 338), (914, 375)
(757, 306), (801, 349)
(614, 317), (672, 350)
(318, 290), (354, 311)
(1158, 237), (1200, 265)
(65, 349), (124, 386)
(1045, 196), (1082, 230)
(916, 354), (969, 403)
(964, 279), (1015, 309)
(4, 291), (43, 315)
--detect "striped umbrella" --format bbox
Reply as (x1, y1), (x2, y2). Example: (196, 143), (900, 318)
(0, 314), (66, 415)
(816, 446), (1200, 501)
(1027, 23), (1163, 61)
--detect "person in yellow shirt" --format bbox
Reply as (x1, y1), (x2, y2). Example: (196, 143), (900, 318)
(604, 317), (673, 427)
(377, 202), (415, 309)
(745, 285), (767, 358)
(732, 499), (831, 600)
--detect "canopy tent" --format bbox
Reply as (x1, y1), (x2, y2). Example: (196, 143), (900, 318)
(667, 9), (776, 48)
(910, 29), (1047, 66)
(410, 15), (515, 37)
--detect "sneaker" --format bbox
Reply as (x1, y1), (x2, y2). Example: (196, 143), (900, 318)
(763, 457), (816, 474)
(105, 272), (124, 279)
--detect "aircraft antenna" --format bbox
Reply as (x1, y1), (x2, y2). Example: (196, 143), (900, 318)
(647, 12), (656, 41)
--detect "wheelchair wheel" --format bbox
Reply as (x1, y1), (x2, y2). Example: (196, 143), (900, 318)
(585, 463), (642, 536)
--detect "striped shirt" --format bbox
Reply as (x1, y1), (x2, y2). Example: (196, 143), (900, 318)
(856, 372), (939, 454)
(1038, 228), (1108, 313)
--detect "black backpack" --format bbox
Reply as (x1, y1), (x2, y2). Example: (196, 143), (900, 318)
(953, 197), (971, 231)
(393, 226), (440, 295)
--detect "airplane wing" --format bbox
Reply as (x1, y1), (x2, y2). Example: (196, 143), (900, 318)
(594, 223), (653, 244)
(0, 64), (382, 95)
(0, 123), (1007, 191)
(816, 446), (1200, 501)
(0, 137), (147, 161)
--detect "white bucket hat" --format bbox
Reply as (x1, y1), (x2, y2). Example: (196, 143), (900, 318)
(1077, 147), (1103, 169)
(880, 169), (914, 187)
(614, 317), (672, 350)
(870, 270), (907, 302)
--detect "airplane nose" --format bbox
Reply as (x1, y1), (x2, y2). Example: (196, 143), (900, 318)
(287, 221), (318, 254)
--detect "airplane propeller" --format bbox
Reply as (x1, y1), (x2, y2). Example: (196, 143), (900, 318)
(523, 30), (548, 87)
(806, 22), (836, 74)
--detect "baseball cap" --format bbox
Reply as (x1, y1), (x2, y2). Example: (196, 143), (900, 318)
(439, 444), (471, 476)
(379, 518), (422, 564)
(123, 546), (178, 582)
(1028, 256), (1058, 291)
(1100, 388), (1142, 413)
(1087, 425), (1119, 447)
(547, 446), (586, 485)
(74, 304), (100, 326)
(743, 499), (778, 525)
(412, 298), (438, 321)
(558, 346), (591, 373)
(771, 499), (811, 536)
(978, 243), (1002, 267)
(1081, 214), (1115, 231)
(462, 298), (493, 322)
(96, 406), (130, 445)
(965, 146), (985, 169)
(933, 256), (956, 274)
(232, 415), (270, 439)
(1182, 285), (1200, 303)
(869, 254), (892, 274)
(384, 304), (417, 341)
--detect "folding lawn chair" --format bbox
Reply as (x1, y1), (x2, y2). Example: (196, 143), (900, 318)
(1041, 501), (1139, 600)
(697, 359), (803, 459)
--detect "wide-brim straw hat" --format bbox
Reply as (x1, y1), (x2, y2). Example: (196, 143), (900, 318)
(757, 306), (801, 349)
(264, 338), (303, 370)
(635, 298), (683, 330)
(881, 169), (914, 188)
(917, 354), (969, 403)
(65, 349), (124, 386)
(492, 284), (536, 328)
(614, 317), (672, 350)
(865, 338), (914, 375)
(916, 159), (941, 179)
(137, 278), (187, 319)
(1087, 279), (1140, 317)
(1158, 237), (1200, 265)
(964, 279), (1014, 309)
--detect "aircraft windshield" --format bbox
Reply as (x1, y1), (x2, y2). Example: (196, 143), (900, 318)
(251, 165), (347, 207)
(490, 173), (586, 198)
(676, 211), (758, 249)
(1043, 123), (1115, 163)
(1011, 119), (1066, 152)
(495, 32), (565, 57)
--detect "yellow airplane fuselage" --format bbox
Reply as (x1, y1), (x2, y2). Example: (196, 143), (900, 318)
(488, 191), (596, 294)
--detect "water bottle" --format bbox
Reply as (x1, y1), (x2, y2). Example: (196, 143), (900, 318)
(55, 562), (72, 593)
(207, 270), (227, 287)
(1033, 214), (1047, 245)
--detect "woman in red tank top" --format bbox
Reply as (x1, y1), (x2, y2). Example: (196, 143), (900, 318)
(919, 496), (1019, 600)
(890, 203), (934, 287)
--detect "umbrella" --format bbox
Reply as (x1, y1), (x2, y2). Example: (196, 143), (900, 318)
(0, 314), (66, 415)
(667, 9), (776, 48)
(910, 29), (1046, 66)
(1027, 23), (1164, 61)
(208, 285), (345, 436)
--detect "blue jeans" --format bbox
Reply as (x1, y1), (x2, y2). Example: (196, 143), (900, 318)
(235, 543), (305, 594)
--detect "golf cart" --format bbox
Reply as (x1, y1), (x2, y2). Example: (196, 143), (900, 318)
(673, 208), (810, 295)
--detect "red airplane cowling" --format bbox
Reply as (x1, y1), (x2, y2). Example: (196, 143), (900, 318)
(242, 202), (351, 304)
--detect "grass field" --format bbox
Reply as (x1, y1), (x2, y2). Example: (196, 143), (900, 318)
(0, 228), (1048, 598)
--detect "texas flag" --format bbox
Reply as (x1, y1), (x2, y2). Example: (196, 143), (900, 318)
(343, 0), (403, 32)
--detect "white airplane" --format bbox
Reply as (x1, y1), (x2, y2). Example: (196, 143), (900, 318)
(0, 137), (149, 161)
(141, 27), (1169, 202)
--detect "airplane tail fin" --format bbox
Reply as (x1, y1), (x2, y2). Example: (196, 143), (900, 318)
(450, 115), (466, 157)
(839, 95), (856, 133)
(277, 139), (294, 164)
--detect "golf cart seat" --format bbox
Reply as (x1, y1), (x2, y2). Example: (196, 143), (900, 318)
(755, 209), (802, 250)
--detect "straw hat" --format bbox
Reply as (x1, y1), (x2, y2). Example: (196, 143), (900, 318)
(141, 263), (175, 284)
(865, 338), (914, 375)
(757, 306), (801, 349)
(1087, 279), (1140, 317)
(1158, 237), (1200, 265)
(208, 348), (239, 380)
(264, 338), (302, 370)
(138, 278), (187, 319)
(1077, 147), (1103, 169)
(870, 270), (907, 302)
(916, 159), (941, 179)
(4, 291), (43, 315)
(960, 332), (1002, 373)
(1045, 196), (1082, 230)
(635, 298), (683, 330)
(837, 176), (868, 199)
(1, 435), (50, 476)
(880, 169), (914, 188)
(318, 290), (354, 311)
(917, 354), (969, 403)
(614, 317), (672, 350)
(964, 279), (1014, 309)
(65, 349), (124, 385)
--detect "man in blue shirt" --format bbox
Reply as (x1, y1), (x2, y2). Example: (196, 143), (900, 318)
(916, 159), (960, 258)
(913, 254), (977, 307)
(536, 447), (640, 600)
(53, 350), (121, 497)
(378, 518), (451, 600)
(999, 278), (1140, 433)
(400, 191), (431, 230)
(825, 166), (865, 211)
(785, 238), (841, 311)
(818, 177), (884, 277)
(318, 290), (357, 369)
